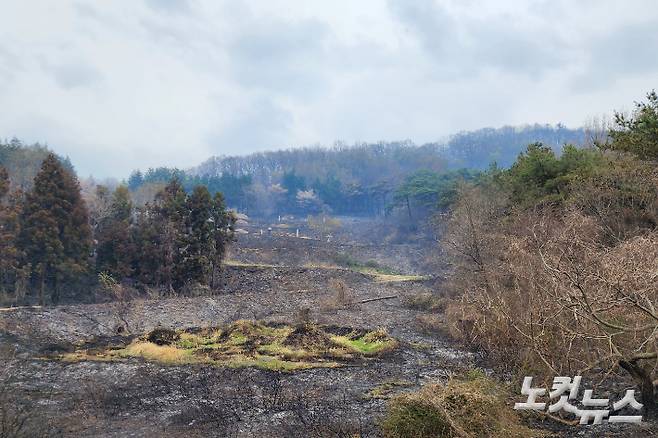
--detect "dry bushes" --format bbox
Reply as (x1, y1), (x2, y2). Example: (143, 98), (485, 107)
(568, 153), (658, 243)
(382, 373), (539, 438)
(444, 175), (658, 413)
(404, 292), (446, 312)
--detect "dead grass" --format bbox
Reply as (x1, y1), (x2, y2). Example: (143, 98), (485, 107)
(382, 373), (543, 438)
(223, 260), (280, 268)
(415, 314), (448, 335)
(404, 293), (446, 312)
(119, 342), (195, 364)
(371, 273), (429, 283)
(320, 278), (357, 311)
(366, 379), (415, 399)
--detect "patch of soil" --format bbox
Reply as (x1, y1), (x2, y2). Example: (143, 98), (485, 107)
(322, 325), (368, 338)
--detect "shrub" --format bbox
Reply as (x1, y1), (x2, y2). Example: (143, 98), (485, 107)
(382, 374), (539, 437)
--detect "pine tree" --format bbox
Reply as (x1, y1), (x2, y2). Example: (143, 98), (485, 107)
(96, 185), (134, 279)
(132, 203), (162, 285)
(0, 166), (23, 298)
(19, 154), (92, 304)
(0, 166), (8, 200)
(210, 191), (235, 287)
(179, 186), (214, 284)
(133, 178), (187, 290)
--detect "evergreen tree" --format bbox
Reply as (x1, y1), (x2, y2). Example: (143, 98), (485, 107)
(607, 90), (658, 160)
(127, 170), (144, 191)
(19, 154), (92, 304)
(0, 167), (24, 298)
(210, 191), (235, 287)
(132, 203), (162, 286)
(96, 185), (134, 279)
(0, 166), (8, 200)
(132, 178), (188, 290)
(180, 186), (214, 284)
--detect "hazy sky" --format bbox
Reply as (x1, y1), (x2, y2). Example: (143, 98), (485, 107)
(1, 0), (657, 178)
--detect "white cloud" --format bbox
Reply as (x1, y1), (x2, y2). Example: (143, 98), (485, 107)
(0, 0), (657, 178)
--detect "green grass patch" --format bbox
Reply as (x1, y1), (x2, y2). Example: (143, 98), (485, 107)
(331, 328), (398, 355)
(58, 321), (398, 372)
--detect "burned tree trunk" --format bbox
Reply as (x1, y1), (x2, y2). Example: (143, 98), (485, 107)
(619, 353), (657, 419)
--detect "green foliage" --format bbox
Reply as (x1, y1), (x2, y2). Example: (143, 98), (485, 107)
(95, 186), (135, 278)
(97, 271), (118, 290)
(0, 143), (236, 302)
(131, 179), (234, 289)
(606, 90), (658, 160)
(330, 252), (397, 275)
(502, 143), (604, 207)
(180, 186), (215, 283)
(392, 169), (480, 219)
(281, 170), (306, 196)
(127, 167), (253, 211)
(18, 154), (92, 304)
(383, 398), (452, 438)
(312, 174), (342, 209)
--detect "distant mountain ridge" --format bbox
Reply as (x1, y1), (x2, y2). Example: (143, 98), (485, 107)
(193, 124), (586, 182)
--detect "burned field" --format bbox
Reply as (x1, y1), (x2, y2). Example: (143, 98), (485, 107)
(0, 231), (470, 437)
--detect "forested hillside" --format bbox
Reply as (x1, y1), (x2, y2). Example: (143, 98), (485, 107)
(441, 123), (585, 169)
(0, 138), (74, 189)
(126, 124), (584, 218)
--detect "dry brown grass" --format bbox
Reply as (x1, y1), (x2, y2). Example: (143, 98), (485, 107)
(404, 292), (446, 312)
(415, 314), (447, 335)
(382, 373), (542, 438)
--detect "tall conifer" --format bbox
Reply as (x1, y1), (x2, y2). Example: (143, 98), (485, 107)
(19, 154), (91, 303)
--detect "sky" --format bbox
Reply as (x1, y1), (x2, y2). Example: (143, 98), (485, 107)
(1, 0), (657, 178)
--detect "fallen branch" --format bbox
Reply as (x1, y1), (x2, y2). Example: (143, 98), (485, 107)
(0, 305), (43, 312)
(531, 411), (580, 426)
(359, 295), (398, 304)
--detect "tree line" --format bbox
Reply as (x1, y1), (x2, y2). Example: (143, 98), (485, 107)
(124, 124), (583, 219)
(0, 154), (235, 305)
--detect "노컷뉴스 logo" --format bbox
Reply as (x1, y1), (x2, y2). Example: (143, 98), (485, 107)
(514, 376), (643, 425)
